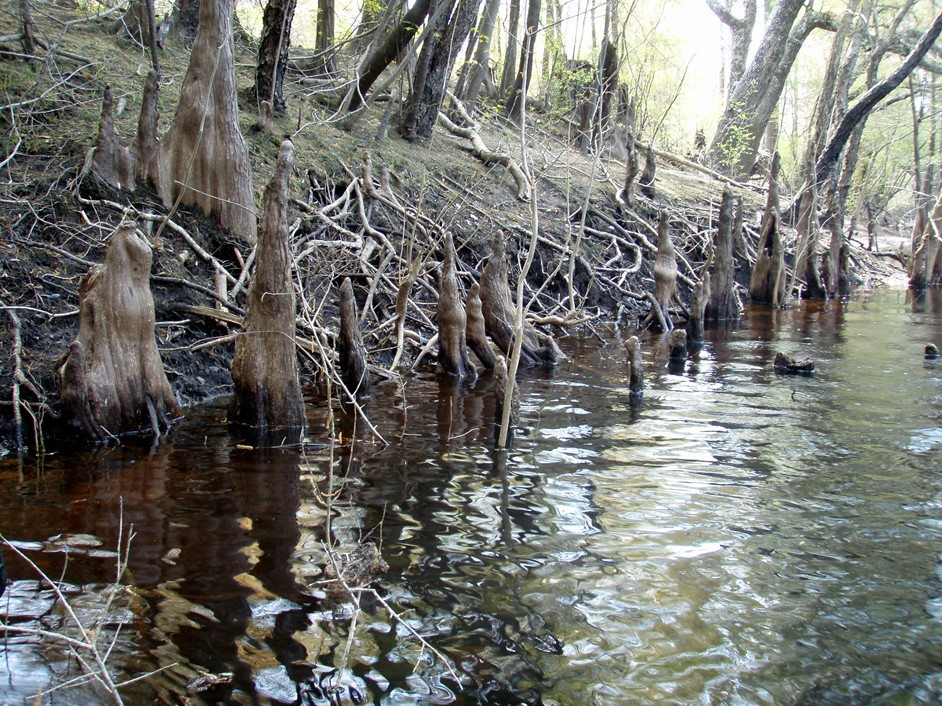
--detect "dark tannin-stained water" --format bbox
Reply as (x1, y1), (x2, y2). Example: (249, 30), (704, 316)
(2, 289), (942, 705)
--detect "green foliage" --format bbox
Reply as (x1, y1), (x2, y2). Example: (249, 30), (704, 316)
(715, 99), (754, 175)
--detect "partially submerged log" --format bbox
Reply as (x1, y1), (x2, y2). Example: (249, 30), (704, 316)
(58, 223), (179, 441)
(229, 140), (305, 433)
(479, 233), (561, 366)
(625, 335), (644, 399)
(465, 282), (496, 370)
(774, 352), (815, 375)
(438, 233), (475, 379)
(925, 343), (939, 360)
(338, 277), (371, 401)
(706, 186), (740, 321)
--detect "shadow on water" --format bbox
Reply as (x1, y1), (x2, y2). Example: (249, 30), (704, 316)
(1, 289), (942, 704)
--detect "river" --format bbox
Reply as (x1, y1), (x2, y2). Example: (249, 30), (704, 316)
(1, 289), (941, 705)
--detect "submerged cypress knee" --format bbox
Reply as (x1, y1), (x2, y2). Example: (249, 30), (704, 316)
(625, 335), (644, 398)
(438, 233), (476, 380)
(229, 140), (305, 433)
(668, 329), (687, 360)
(493, 354), (519, 445)
(59, 223), (179, 441)
(338, 277), (371, 401)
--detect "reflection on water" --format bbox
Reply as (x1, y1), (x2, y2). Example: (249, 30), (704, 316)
(2, 290), (942, 705)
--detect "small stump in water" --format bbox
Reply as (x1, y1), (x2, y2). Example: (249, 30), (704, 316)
(774, 352), (815, 375)
(925, 343), (940, 360)
(437, 233), (476, 380)
(625, 335), (644, 402)
(58, 223), (180, 442)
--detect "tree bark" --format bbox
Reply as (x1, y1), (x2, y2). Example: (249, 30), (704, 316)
(624, 335), (643, 397)
(58, 224), (179, 442)
(704, 0), (756, 98)
(155, 0), (257, 244)
(909, 187), (942, 289)
(706, 186), (738, 320)
(253, 0), (298, 113)
(229, 141), (305, 434)
(314, 0), (337, 75)
(650, 211), (677, 331)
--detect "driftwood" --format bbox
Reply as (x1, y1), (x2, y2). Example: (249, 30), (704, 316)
(229, 140), (305, 434)
(58, 223), (179, 441)
(705, 186), (739, 321)
(479, 233), (561, 366)
(749, 153), (787, 306)
(465, 282), (496, 370)
(624, 335), (644, 399)
(338, 277), (371, 401)
(89, 85), (136, 191)
(437, 233), (475, 379)
(436, 111), (531, 201)
(774, 352), (815, 375)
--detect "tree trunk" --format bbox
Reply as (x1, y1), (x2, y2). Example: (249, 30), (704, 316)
(624, 335), (643, 397)
(704, 0), (756, 100)
(169, 0), (200, 41)
(459, 0), (500, 110)
(155, 0), (257, 244)
(437, 233), (475, 379)
(621, 97), (638, 203)
(401, 0), (480, 140)
(58, 224), (179, 442)
(591, 37), (618, 148)
(314, 0), (337, 75)
(229, 141), (305, 434)
(706, 186), (738, 320)
(708, 0), (833, 176)
(504, 0), (541, 123)
(344, 0), (432, 114)
(650, 211), (677, 331)
(499, 0), (522, 101)
(253, 0), (298, 113)
(135, 69), (160, 185)
(113, 0), (151, 47)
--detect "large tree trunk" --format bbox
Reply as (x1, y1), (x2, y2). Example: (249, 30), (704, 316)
(58, 224), (179, 442)
(401, 0), (481, 140)
(155, 0), (257, 244)
(343, 0), (432, 114)
(229, 141), (305, 434)
(707, 0), (833, 176)
(504, 0), (540, 123)
(704, 0), (756, 100)
(315, 0), (336, 75)
(909, 187), (942, 290)
(253, 0), (298, 113)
